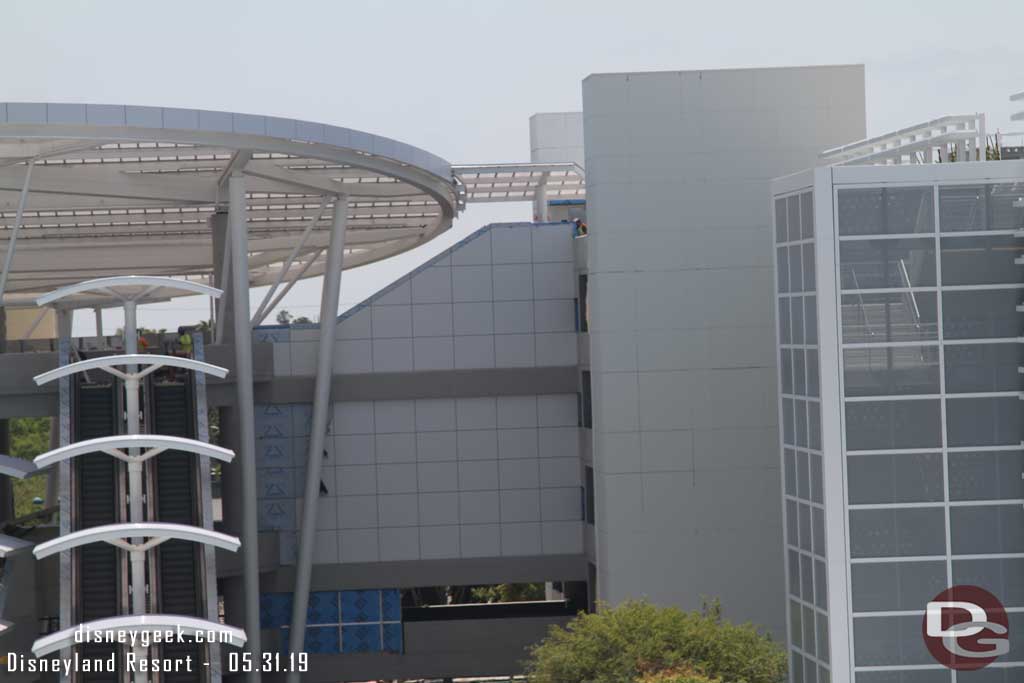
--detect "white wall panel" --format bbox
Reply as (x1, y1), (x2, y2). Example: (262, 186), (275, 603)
(583, 65), (866, 641)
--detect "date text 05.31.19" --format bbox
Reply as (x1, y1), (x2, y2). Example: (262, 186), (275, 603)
(227, 652), (309, 673)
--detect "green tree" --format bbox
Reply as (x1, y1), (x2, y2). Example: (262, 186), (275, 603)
(10, 417), (52, 518)
(471, 583), (545, 603)
(274, 310), (314, 325)
(11, 416), (50, 457)
(524, 599), (786, 683)
(640, 665), (722, 683)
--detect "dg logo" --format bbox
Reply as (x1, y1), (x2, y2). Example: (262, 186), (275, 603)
(924, 585), (1009, 671)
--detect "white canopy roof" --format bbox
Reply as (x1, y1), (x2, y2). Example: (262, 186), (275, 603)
(0, 103), (459, 301)
(33, 522), (239, 558)
(33, 354), (228, 385)
(34, 434), (234, 469)
(454, 162), (585, 203)
(36, 275), (221, 308)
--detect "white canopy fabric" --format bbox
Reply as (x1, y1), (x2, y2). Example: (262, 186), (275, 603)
(33, 354), (228, 386)
(36, 275), (222, 307)
(0, 103), (458, 300)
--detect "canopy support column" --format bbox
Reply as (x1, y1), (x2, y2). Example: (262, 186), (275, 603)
(287, 196), (348, 678)
(123, 299), (146, 683)
(229, 173), (262, 681)
(211, 211), (233, 344)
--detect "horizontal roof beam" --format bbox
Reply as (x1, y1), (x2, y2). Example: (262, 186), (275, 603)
(33, 434), (235, 470)
(0, 165), (216, 204)
(33, 522), (240, 558)
(34, 354), (228, 386)
(37, 275), (221, 305)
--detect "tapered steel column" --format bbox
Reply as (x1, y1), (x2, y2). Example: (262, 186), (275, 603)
(229, 173), (262, 681)
(286, 196), (347, 678)
(122, 301), (148, 683)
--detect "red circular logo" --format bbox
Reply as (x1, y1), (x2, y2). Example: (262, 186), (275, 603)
(923, 585), (1009, 670)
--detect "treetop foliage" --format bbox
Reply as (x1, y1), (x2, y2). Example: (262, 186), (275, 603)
(524, 599), (786, 683)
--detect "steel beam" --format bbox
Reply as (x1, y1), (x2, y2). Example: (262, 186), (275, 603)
(0, 161), (35, 300)
(286, 196), (347, 678)
(229, 173), (262, 680)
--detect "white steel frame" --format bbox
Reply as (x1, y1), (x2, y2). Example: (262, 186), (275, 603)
(821, 115), (988, 166)
(33, 523), (240, 558)
(32, 434), (234, 469)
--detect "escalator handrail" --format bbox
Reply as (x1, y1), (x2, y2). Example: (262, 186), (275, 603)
(35, 354), (228, 386)
(34, 434), (234, 470)
(32, 614), (247, 657)
(33, 522), (239, 559)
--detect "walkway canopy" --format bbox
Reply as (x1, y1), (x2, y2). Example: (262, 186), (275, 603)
(33, 522), (240, 558)
(33, 434), (234, 469)
(33, 354), (228, 385)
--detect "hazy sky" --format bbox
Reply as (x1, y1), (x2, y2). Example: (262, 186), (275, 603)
(2, 0), (1022, 335)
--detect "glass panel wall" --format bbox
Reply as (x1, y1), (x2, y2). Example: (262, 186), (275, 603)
(837, 181), (1024, 681)
(775, 189), (830, 683)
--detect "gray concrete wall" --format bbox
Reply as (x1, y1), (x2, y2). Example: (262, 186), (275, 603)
(256, 615), (570, 683)
(582, 65), (866, 639)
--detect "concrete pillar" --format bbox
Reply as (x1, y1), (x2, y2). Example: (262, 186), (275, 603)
(228, 174), (263, 679)
(210, 211), (234, 344)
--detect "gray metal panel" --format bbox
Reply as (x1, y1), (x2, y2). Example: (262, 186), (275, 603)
(260, 553), (587, 592)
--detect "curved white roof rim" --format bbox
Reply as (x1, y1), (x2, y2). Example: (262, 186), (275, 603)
(34, 434), (234, 470)
(32, 615), (248, 657)
(33, 522), (240, 559)
(37, 275), (222, 306)
(0, 453), (35, 479)
(0, 103), (459, 296)
(0, 534), (33, 558)
(34, 354), (228, 386)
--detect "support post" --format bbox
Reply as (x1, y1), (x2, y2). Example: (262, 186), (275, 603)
(93, 307), (103, 344)
(122, 300), (146, 683)
(229, 174), (263, 680)
(286, 196), (348, 678)
(211, 211), (233, 344)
